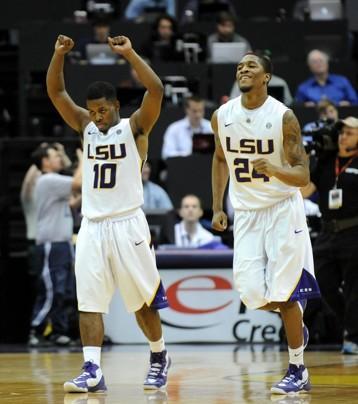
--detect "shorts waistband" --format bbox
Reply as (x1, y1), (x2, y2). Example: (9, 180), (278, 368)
(85, 207), (142, 223)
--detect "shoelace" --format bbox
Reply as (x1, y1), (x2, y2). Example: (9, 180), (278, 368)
(281, 368), (301, 385)
(147, 353), (165, 379)
(73, 362), (97, 382)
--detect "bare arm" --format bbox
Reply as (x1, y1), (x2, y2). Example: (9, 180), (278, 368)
(108, 36), (163, 159)
(252, 110), (310, 187)
(211, 110), (229, 231)
(46, 35), (90, 133)
(20, 165), (40, 203)
(301, 182), (317, 199)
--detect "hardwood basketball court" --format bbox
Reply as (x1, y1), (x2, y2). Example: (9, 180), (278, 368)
(0, 345), (357, 403)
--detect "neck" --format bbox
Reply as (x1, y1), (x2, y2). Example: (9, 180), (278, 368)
(315, 72), (328, 84)
(184, 221), (197, 235)
(241, 91), (268, 109)
(338, 149), (358, 158)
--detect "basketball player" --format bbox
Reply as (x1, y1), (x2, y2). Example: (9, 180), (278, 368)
(46, 34), (170, 393)
(211, 53), (320, 395)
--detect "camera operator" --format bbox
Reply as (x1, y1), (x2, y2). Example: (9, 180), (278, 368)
(302, 116), (358, 354)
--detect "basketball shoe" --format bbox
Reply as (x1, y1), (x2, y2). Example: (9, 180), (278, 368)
(63, 361), (107, 393)
(143, 350), (171, 390)
(271, 364), (311, 395)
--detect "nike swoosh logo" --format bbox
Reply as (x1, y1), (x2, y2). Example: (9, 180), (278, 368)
(224, 122), (233, 127)
(135, 240), (144, 246)
(294, 230), (303, 234)
(294, 351), (303, 357)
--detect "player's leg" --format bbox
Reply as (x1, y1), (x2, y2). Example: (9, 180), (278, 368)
(267, 194), (318, 394)
(64, 219), (113, 393)
(111, 210), (170, 389)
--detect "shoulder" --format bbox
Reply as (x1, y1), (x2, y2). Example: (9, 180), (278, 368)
(165, 118), (187, 132)
(329, 74), (350, 84)
(299, 77), (315, 88)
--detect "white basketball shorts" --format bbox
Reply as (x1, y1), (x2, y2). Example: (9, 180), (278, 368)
(233, 191), (320, 310)
(75, 208), (165, 313)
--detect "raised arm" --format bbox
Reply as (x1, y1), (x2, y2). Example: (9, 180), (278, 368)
(211, 110), (229, 232)
(108, 36), (163, 140)
(252, 109), (310, 187)
(46, 35), (90, 133)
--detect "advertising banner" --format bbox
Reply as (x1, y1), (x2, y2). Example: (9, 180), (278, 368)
(104, 269), (282, 343)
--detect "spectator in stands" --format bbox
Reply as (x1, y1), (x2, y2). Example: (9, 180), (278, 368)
(174, 194), (218, 247)
(295, 49), (358, 106)
(207, 12), (251, 61)
(20, 143), (72, 277)
(28, 145), (82, 347)
(161, 95), (212, 159)
(142, 161), (173, 211)
(125, 0), (176, 22)
(78, 20), (115, 60)
(141, 14), (182, 62)
(181, 0), (237, 24)
(302, 99), (339, 132)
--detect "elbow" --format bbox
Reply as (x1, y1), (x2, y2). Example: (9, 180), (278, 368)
(297, 173), (310, 188)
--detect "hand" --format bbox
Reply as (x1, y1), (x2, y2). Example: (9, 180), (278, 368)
(53, 142), (65, 154)
(108, 35), (132, 56)
(251, 158), (277, 177)
(212, 211), (228, 232)
(55, 35), (74, 55)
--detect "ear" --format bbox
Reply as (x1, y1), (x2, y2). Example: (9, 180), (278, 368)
(265, 73), (270, 84)
(115, 100), (120, 110)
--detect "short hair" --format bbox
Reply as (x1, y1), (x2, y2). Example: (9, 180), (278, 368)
(31, 145), (55, 170)
(217, 11), (236, 25)
(181, 194), (202, 208)
(86, 81), (117, 101)
(184, 95), (204, 108)
(317, 99), (336, 114)
(244, 50), (273, 79)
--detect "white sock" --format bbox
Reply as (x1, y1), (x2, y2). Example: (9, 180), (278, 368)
(83, 346), (101, 367)
(149, 337), (165, 353)
(288, 345), (304, 367)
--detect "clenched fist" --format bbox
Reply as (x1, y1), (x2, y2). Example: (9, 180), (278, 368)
(55, 35), (74, 55)
(108, 35), (132, 56)
(212, 210), (228, 232)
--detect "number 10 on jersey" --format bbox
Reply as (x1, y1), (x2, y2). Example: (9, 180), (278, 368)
(93, 163), (117, 189)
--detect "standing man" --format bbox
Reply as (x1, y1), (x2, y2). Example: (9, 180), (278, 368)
(302, 117), (358, 354)
(46, 34), (170, 393)
(211, 52), (320, 395)
(29, 144), (81, 346)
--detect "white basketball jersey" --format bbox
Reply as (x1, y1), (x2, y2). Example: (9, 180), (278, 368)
(82, 119), (144, 219)
(217, 95), (298, 210)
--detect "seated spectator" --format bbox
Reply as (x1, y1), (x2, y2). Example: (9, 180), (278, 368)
(77, 20), (118, 62)
(207, 12), (251, 61)
(295, 49), (358, 106)
(181, 0), (237, 24)
(162, 95), (213, 159)
(174, 194), (218, 247)
(302, 99), (339, 132)
(142, 161), (173, 211)
(141, 14), (183, 62)
(125, 0), (176, 22)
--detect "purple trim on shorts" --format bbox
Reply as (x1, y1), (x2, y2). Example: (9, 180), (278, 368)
(151, 281), (169, 310)
(289, 268), (321, 302)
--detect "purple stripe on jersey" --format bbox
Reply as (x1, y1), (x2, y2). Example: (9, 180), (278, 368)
(289, 269), (321, 302)
(151, 281), (169, 310)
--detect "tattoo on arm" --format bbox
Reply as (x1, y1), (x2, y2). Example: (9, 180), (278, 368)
(283, 110), (308, 168)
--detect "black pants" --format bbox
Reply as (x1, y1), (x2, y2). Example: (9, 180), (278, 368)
(313, 226), (358, 344)
(31, 241), (74, 336)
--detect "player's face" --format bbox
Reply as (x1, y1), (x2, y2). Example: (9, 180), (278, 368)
(338, 126), (358, 153)
(236, 55), (268, 93)
(180, 196), (203, 223)
(87, 98), (119, 132)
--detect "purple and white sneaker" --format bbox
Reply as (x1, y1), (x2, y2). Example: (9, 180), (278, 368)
(64, 361), (107, 393)
(143, 350), (171, 390)
(271, 364), (311, 395)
